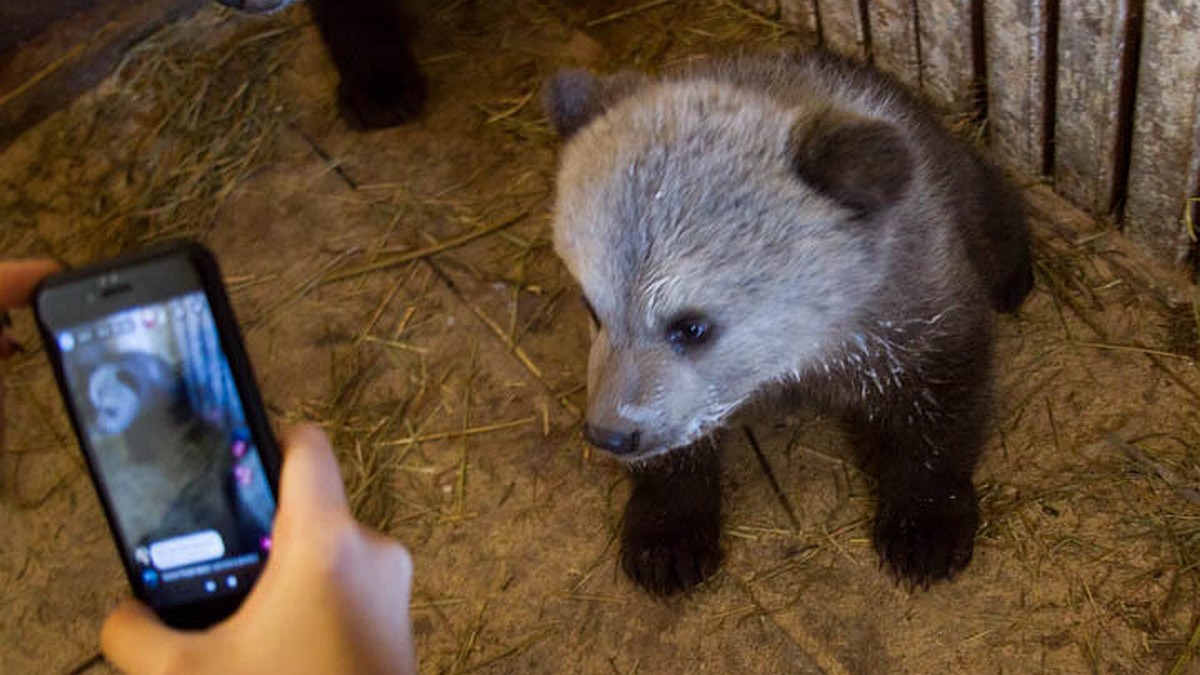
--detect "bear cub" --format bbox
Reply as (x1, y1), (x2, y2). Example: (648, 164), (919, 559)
(544, 51), (1033, 595)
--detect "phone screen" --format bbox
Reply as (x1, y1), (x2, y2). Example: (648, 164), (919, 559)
(52, 286), (276, 610)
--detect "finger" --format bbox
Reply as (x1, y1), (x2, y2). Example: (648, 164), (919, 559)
(277, 424), (349, 520)
(100, 597), (195, 674)
(363, 529), (414, 574)
(0, 260), (62, 309)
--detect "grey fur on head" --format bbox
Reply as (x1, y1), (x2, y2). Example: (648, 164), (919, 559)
(546, 55), (951, 460)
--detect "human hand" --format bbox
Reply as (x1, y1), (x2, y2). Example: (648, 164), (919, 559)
(101, 424), (417, 675)
(0, 259), (63, 444)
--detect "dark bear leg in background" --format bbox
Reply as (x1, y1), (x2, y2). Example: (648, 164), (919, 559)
(850, 346), (992, 587)
(308, 0), (427, 129)
(981, 183), (1035, 315)
(620, 438), (723, 596)
(965, 158), (1035, 314)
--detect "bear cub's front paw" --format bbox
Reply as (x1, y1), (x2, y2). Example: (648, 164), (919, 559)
(620, 491), (722, 596)
(873, 482), (979, 588)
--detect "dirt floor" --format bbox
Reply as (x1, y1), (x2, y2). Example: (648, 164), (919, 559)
(2, 1), (1199, 673)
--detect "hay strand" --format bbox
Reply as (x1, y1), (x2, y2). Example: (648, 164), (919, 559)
(1168, 619), (1200, 675)
(322, 211), (531, 285)
(379, 417), (538, 447)
(585, 0), (674, 27)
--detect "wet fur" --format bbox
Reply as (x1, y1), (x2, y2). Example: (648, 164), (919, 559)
(545, 51), (1033, 594)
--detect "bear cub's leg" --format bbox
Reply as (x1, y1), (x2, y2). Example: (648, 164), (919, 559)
(620, 439), (723, 596)
(866, 425), (980, 587)
(852, 362), (990, 587)
(309, 0), (428, 129)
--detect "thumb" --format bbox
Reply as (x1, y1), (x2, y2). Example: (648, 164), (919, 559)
(277, 424), (349, 522)
(0, 259), (62, 309)
(101, 597), (197, 674)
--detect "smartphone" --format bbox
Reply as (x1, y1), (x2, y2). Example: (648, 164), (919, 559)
(35, 241), (280, 629)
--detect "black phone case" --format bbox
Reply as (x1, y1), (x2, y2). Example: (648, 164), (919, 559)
(34, 240), (281, 629)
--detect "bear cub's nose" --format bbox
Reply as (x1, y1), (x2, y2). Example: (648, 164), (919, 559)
(584, 424), (641, 455)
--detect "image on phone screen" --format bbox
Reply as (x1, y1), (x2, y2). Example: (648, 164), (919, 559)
(54, 290), (275, 609)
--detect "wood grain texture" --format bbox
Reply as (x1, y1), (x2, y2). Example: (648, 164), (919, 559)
(917, 0), (975, 115)
(1124, 0), (1200, 265)
(1053, 0), (1130, 214)
(984, 0), (1051, 177)
(867, 0), (920, 89)
(779, 0), (817, 34)
(814, 0), (866, 59)
(0, 0), (204, 150)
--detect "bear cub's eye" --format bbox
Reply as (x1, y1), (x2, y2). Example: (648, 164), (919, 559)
(666, 313), (714, 353)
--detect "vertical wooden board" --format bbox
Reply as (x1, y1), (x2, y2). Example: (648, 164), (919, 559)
(1053, 0), (1129, 214)
(917, 0), (976, 115)
(984, 0), (1050, 177)
(1123, 0), (1200, 265)
(868, 0), (921, 90)
(815, 0), (865, 59)
(779, 0), (817, 34)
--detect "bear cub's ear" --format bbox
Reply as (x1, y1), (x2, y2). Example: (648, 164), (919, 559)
(789, 109), (914, 215)
(542, 69), (648, 138)
(543, 69), (605, 138)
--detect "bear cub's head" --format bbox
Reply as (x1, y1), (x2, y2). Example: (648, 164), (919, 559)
(544, 67), (914, 461)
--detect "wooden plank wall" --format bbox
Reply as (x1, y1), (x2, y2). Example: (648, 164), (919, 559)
(867, 1), (921, 90)
(815, 0), (867, 59)
(1052, 0), (1129, 215)
(984, 0), (1051, 178)
(917, 0), (976, 116)
(768, 0), (1199, 275)
(1125, 0), (1200, 264)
